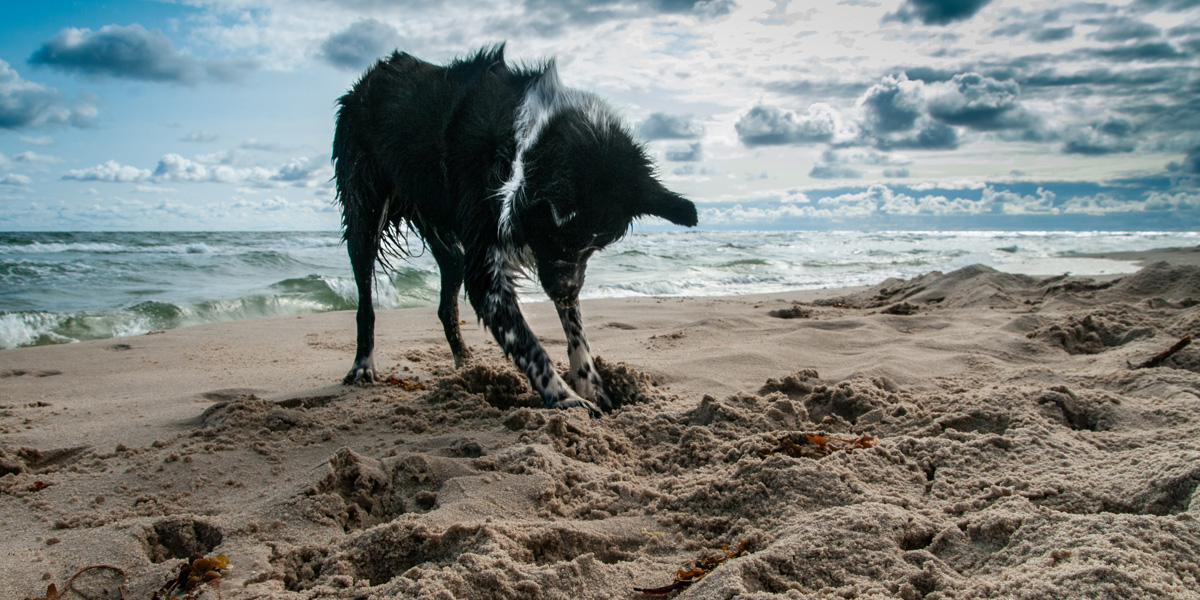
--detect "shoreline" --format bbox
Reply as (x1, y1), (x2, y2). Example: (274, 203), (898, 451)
(2, 247), (1199, 598)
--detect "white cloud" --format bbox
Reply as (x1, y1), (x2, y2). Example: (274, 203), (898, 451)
(61, 152), (331, 188)
(62, 160), (153, 182)
(13, 151), (60, 164)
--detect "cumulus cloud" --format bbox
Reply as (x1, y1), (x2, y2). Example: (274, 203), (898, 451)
(638, 112), (706, 140)
(0, 173), (33, 186)
(62, 153), (332, 187)
(809, 163), (863, 179)
(0, 59), (97, 129)
(676, 180), (1197, 225)
(925, 73), (1037, 131)
(664, 142), (702, 162)
(29, 24), (257, 84)
(854, 72), (1041, 149)
(886, 0), (995, 25)
(1062, 117), (1138, 155)
(62, 160), (152, 182)
(876, 120), (960, 150)
(1166, 146), (1200, 176)
(319, 19), (401, 70)
(858, 75), (924, 135)
(809, 148), (911, 179)
(735, 103), (839, 146)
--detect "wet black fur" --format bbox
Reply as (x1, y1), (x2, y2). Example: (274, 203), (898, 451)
(332, 44), (697, 416)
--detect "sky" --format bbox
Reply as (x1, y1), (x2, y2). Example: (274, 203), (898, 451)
(0, 0), (1198, 232)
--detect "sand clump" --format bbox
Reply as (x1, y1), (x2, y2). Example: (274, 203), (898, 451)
(2, 260), (1200, 598)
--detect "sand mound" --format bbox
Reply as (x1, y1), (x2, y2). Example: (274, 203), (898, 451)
(4, 258), (1200, 599)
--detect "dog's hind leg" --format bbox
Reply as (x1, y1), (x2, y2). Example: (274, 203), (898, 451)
(427, 237), (473, 368)
(343, 218), (381, 385)
(555, 303), (612, 411)
(465, 246), (601, 417)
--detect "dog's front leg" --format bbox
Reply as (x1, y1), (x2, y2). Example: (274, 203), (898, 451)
(555, 303), (612, 411)
(467, 247), (601, 417)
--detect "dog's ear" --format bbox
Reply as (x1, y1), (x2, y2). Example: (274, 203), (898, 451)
(643, 186), (698, 227)
(539, 175), (579, 227)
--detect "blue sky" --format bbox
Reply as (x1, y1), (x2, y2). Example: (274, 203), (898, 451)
(1, 0), (1198, 231)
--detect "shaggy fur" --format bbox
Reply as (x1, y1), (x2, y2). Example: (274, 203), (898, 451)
(332, 44), (697, 416)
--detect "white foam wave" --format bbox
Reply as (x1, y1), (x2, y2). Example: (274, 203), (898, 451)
(0, 312), (75, 349)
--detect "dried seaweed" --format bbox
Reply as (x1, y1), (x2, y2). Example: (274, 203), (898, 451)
(761, 432), (877, 459)
(23, 565), (127, 600)
(151, 553), (230, 600)
(384, 376), (424, 391)
(635, 541), (749, 595)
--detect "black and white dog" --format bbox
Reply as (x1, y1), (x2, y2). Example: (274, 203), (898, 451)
(332, 44), (697, 416)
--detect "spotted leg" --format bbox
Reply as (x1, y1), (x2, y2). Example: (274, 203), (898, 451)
(427, 236), (473, 368)
(555, 302), (612, 411)
(465, 246), (601, 417)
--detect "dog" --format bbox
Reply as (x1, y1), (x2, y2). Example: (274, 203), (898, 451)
(332, 44), (697, 416)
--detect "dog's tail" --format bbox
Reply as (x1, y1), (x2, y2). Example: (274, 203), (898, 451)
(645, 185), (699, 227)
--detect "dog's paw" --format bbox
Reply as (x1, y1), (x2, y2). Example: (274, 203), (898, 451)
(569, 371), (612, 412)
(553, 394), (603, 419)
(342, 358), (376, 385)
(593, 387), (614, 412)
(451, 347), (474, 370)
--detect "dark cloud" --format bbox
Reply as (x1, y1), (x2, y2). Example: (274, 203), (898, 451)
(1062, 117), (1138, 155)
(735, 104), (837, 146)
(886, 0), (994, 25)
(0, 59), (97, 130)
(28, 24), (255, 84)
(1087, 42), (1185, 62)
(926, 73), (1038, 131)
(320, 19), (402, 70)
(859, 75), (923, 134)
(884, 168), (911, 178)
(1031, 26), (1075, 42)
(519, 0), (735, 34)
(1089, 19), (1161, 42)
(988, 7), (1075, 43)
(1135, 0), (1200, 10)
(1020, 67), (1179, 90)
(762, 78), (870, 101)
(1166, 146), (1200, 175)
(877, 121), (960, 150)
(901, 66), (957, 83)
(809, 163), (864, 179)
(664, 142), (702, 162)
(638, 112), (705, 140)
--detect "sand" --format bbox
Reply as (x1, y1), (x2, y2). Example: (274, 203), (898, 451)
(2, 247), (1199, 599)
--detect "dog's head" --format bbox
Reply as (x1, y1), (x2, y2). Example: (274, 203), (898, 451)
(511, 101), (697, 303)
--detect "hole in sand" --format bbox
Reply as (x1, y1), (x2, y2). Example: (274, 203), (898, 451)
(143, 516), (223, 563)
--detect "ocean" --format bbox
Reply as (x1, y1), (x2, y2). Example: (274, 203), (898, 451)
(1, 229), (1196, 349)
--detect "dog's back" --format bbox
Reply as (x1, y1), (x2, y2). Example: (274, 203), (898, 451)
(332, 46), (510, 240)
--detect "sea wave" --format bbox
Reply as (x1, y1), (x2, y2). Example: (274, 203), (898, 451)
(3, 229), (1198, 349)
(0, 267), (439, 348)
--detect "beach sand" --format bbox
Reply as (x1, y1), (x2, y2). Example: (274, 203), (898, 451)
(3, 246), (1199, 599)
